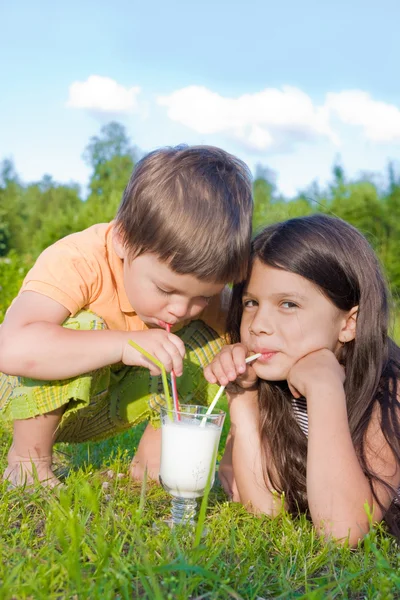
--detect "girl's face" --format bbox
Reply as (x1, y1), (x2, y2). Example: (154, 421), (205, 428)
(240, 259), (354, 382)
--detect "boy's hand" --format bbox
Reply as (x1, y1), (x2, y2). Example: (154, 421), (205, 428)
(203, 343), (258, 390)
(122, 329), (185, 376)
(287, 348), (345, 399)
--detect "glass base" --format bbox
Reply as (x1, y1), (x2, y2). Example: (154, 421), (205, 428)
(170, 496), (197, 526)
(152, 496), (208, 536)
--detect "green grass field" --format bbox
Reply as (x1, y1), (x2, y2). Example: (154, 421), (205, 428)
(1, 413), (400, 599)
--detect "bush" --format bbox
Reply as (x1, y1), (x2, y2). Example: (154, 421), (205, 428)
(0, 252), (32, 322)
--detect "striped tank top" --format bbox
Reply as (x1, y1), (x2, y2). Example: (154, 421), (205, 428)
(291, 396), (308, 436)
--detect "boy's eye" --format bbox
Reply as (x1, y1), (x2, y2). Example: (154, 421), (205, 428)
(157, 286), (173, 296)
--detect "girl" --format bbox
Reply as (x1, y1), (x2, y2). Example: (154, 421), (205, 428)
(204, 214), (400, 546)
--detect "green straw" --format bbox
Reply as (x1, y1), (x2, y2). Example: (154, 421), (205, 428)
(128, 339), (173, 412)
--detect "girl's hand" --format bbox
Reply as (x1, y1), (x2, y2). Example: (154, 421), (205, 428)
(287, 348), (345, 399)
(121, 330), (185, 376)
(204, 343), (258, 390)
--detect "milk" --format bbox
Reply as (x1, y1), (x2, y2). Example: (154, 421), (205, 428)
(160, 420), (222, 499)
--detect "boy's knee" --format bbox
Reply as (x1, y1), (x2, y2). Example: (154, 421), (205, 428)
(129, 423), (161, 483)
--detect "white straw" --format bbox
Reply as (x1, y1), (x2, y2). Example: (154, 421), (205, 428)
(203, 353), (261, 419)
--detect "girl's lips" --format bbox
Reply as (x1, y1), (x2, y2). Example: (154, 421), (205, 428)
(256, 351), (278, 362)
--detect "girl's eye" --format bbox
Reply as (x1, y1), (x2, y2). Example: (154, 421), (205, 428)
(243, 299), (258, 308)
(281, 301), (298, 309)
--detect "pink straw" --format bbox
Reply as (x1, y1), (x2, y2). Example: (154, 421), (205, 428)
(166, 324), (181, 419)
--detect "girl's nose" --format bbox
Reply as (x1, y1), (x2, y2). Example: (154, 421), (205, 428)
(249, 313), (274, 336)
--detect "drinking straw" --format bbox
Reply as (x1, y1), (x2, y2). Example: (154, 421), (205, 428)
(165, 324), (181, 420)
(128, 339), (173, 412)
(204, 353), (262, 417)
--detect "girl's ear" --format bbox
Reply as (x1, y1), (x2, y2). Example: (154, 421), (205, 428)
(338, 306), (358, 343)
(113, 229), (127, 260)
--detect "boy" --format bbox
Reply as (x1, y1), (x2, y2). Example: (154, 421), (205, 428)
(0, 145), (253, 487)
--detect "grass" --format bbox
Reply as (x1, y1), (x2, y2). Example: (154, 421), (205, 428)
(1, 416), (400, 599)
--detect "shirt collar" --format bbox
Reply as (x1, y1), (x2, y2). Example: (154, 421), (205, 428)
(106, 222), (136, 314)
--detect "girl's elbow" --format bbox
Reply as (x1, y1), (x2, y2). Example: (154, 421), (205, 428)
(241, 492), (284, 517)
(314, 518), (370, 548)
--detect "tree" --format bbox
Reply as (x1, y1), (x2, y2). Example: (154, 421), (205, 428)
(83, 122), (135, 170)
(84, 122), (138, 196)
(23, 177), (83, 255)
(252, 164), (277, 230)
(382, 162), (400, 295)
(0, 159), (26, 256)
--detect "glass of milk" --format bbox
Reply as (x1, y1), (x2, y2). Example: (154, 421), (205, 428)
(159, 403), (225, 526)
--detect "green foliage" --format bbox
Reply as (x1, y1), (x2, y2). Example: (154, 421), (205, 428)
(253, 160), (400, 297)
(0, 160), (25, 256)
(252, 165), (276, 229)
(0, 122), (139, 268)
(0, 252), (31, 321)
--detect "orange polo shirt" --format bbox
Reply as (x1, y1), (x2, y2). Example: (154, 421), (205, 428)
(19, 222), (228, 335)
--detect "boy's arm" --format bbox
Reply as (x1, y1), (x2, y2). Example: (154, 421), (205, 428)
(0, 291), (128, 379)
(0, 291), (184, 380)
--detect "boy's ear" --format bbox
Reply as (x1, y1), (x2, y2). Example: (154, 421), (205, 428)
(113, 230), (127, 260)
(338, 306), (358, 343)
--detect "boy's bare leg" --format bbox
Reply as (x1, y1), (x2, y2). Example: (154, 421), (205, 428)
(3, 407), (63, 488)
(129, 422), (161, 482)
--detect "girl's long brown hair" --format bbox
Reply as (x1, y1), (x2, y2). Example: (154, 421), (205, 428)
(227, 214), (400, 534)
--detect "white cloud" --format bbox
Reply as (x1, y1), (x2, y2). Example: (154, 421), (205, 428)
(66, 76), (400, 150)
(157, 85), (338, 152)
(325, 90), (400, 143)
(66, 75), (141, 114)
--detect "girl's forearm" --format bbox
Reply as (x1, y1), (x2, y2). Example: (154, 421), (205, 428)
(0, 322), (126, 379)
(306, 385), (375, 545)
(229, 392), (280, 515)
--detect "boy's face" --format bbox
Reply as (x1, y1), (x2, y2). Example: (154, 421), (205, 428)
(115, 246), (224, 327)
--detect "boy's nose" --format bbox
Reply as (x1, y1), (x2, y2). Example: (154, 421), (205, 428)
(168, 299), (190, 320)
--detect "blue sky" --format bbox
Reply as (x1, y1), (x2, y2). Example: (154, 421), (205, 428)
(1, 0), (400, 196)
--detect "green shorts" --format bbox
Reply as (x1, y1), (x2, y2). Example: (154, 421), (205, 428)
(0, 311), (223, 443)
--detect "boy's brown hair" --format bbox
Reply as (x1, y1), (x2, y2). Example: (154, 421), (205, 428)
(114, 145), (253, 283)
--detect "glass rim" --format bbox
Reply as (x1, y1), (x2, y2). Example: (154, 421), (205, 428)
(158, 402), (225, 418)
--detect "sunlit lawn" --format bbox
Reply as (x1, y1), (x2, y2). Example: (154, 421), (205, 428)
(1, 409), (400, 599)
